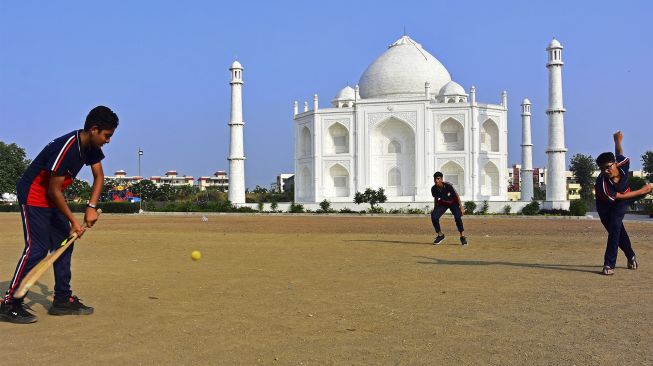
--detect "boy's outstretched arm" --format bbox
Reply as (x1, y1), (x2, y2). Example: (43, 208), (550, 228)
(616, 183), (652, 200)
(613, 131), (624, 156)
(85, 162), (104, 227)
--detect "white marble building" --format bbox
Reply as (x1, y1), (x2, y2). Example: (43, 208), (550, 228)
(293, 36), (508, 203)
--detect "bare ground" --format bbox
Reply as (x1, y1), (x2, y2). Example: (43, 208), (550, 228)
(1, 213), (652, 365)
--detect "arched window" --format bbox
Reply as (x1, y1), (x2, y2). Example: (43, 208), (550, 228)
(388, 167), (401, 186)
(298, 167), (311, 198)
(329, 164), (349, 197)
(481, 119), (499, 152)
(388, 140), (401, 153)
(328, 123), (348, 154)
(300, 127), (311, 157)
(482, 162), (500, 196)
(440, 161), (464, 195)
(439, 118), (464, 151)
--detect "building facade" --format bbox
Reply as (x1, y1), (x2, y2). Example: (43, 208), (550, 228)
(294, 36), (508, 204)
(198, 171), (229, 191)
(149, 170), (194, 187)
(105, 170), (143, 186)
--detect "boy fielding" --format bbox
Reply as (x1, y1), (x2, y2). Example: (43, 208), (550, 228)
(594, 131), (651, 276)
(0, 106), (118, 323)
(431, 172), (467, 246)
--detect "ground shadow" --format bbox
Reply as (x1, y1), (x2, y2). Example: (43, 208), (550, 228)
(0, 280), (53, 309)
(345, 239), (434, 246)
(415, 256), (601, 274)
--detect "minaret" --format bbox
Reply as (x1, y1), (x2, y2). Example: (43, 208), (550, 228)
(520, 98), (534, 201)
(228, 60), (246, 204)
(544, 38), (569, 209)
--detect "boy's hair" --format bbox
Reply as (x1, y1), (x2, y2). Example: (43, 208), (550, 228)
(433, 172), (443, 179)
(84, 106), (119, 132)
(596, 152), (616, 167)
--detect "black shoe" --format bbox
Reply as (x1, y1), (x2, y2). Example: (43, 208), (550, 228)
(460, 236), (468, 246)
(0, 301), (37, 324)
(433, 235), (445, 245)
(48, 295), (94, 316)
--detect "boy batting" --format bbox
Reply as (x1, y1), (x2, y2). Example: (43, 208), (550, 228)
(0, 106), (118, 323)
(594, 131), (651, 275)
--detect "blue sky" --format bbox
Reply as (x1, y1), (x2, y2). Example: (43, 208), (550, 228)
(1, 0), (651, 188)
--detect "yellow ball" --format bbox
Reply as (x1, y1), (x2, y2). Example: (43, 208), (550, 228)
(191, 250), (201, 261)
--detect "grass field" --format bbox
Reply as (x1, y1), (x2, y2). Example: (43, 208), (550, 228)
(1, 213), (652, 365)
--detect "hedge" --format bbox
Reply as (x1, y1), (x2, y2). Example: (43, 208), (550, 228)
(0, 202), (140, 213)
(69, 202), (140, 213)
(0, 204), (20, 212)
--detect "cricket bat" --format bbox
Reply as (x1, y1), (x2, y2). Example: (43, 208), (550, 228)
(13, 209), (102, 299)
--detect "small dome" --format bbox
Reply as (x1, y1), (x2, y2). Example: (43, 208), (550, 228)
(439, 81), (467, 96)
(522, 98), (531, 105)
(230, 60), (243, 69)
(334, 86), (355, 101)
(358, 36), (451, 99)
(547, 38), (562, 49)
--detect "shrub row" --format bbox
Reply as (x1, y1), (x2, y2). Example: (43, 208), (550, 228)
(0, 199), (593, 216)
(69, 202), (140, 213)
(0, 202), (140, 213)
(0, 204), (20, 212)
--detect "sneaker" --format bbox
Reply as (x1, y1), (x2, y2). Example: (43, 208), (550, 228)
(460, 236), (468, 246)
(433, 234), (445, 245)
(48, 295), (94, 316)
(627, 256), (638, 270)
(602, 266), (615, 276)
(0, 301), (37, 324)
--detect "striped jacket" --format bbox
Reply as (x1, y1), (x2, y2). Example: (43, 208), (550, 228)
(17, 130), (104, 207)
(431, 182), (461, 207)
(594, 155), (630, 207)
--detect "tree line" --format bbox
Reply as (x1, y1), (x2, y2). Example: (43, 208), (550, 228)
(3, 139), (653, 202)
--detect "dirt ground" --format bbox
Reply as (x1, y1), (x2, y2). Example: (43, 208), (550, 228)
(0, 213), (652, 365)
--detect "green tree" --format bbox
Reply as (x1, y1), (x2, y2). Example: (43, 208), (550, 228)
(65, 179), (91, 201)
(533, 185), (546, 200)
(154, 184), (175, 201)
(132, 180), (158, 200)
(642, 151), (653, 182)
(521, 200), (540, 215)
(463, 201), (477, 215)
(0, 141), (31, 194)
(174, 185), (197, 200)
(319, 199), (332, 213)
(101, 178), (119, 199)
(569, 153), (597, 201)
(628, 176), (648, 203)
(569, 200), (588, 216)
(353, 188), (387, 210)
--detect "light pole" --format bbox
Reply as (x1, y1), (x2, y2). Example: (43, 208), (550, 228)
(138, 148), (143, 212)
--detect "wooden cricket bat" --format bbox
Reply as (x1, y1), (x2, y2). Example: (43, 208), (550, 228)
(13, 209), (102, 299)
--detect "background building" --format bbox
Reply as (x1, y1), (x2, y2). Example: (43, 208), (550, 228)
(198, 171), (229, 191)
(272, 173), (294, 193)
(149, 170), (194, 187)
(294, 36), (508, 204)
(105, 170), (143, 186)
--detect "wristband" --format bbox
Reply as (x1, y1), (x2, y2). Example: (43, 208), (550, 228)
(87, 203), (97, 209)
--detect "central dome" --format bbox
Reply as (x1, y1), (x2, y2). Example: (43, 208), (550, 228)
(358, 36), (451, 99)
